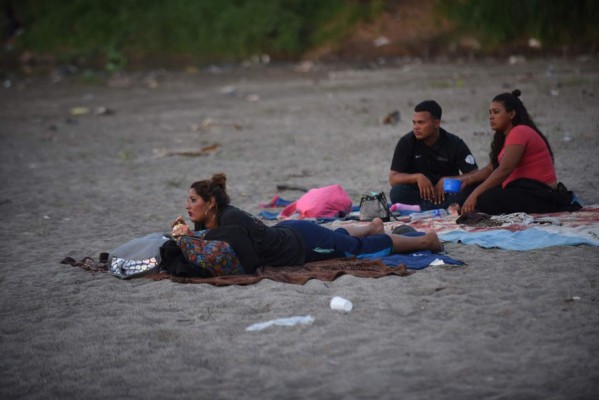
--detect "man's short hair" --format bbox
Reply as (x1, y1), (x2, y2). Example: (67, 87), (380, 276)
(414, 100), (442, 120)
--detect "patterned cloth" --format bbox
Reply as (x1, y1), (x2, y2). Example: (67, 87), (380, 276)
(176, 231), (246, 276)
(403, 206), (599, 250)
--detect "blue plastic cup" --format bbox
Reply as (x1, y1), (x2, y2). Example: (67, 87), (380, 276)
(443, 178), (461, 193)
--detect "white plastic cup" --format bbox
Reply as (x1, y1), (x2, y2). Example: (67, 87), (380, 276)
(330, 296), (353, 312)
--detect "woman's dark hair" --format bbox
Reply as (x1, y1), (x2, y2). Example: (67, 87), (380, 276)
(489, 89), (554, 168)
(190, 173), (230, 211)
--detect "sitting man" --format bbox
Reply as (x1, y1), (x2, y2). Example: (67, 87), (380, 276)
(389, 100), (478, 210)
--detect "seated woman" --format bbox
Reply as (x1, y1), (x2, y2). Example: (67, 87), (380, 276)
(459, 89), (581, 215)
(164, 173), (442, 277)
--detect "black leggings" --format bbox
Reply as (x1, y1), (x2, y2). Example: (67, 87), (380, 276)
(476, 178), (580, 215)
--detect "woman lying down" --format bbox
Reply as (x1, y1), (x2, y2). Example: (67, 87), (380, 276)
(160, 173), (443, 278)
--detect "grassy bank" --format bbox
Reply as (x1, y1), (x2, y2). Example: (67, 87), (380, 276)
(2, 0), (598, 71)
(4, 0), (384, 68)
(436, 0), (599, 52)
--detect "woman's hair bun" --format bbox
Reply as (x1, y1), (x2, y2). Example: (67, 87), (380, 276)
(211, 172), (227, 188)
(512, 89), (522, 98)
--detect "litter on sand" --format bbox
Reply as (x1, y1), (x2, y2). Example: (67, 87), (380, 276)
(245, 315), (315, 331)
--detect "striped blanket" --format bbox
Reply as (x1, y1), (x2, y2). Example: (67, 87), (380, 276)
(403, 206), (599, 250)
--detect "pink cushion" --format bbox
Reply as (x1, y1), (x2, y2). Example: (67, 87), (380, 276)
(280, 184), (352, 219)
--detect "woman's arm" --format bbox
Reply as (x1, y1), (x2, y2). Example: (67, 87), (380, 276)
(460, 164), (492, 188)
(461, 144), (525, 213)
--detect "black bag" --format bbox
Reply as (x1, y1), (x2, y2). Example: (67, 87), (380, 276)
(555, 182), (583, 211)
(159, 240), (214, 278)
(359, 192), (391, 222)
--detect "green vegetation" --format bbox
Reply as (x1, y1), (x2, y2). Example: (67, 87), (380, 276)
(8, 0), (384, 67)
(436, 0), (599, 50)
(4, 0), (597, 70)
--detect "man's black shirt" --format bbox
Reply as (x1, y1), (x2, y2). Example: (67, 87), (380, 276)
(390, 128), (478, 185)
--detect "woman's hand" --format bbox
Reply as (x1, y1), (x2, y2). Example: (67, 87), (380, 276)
(171, 216), (186, 227)
(172, 223), (190, 237)
(171, 216), (190, 237)
(461, 194), (478, 215)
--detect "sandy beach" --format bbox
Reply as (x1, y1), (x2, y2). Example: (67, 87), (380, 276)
(1, 57), (599, 399)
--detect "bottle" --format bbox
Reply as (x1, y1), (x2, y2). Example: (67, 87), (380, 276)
(409, 208), (448, 221)
(390, 203), (421, 212)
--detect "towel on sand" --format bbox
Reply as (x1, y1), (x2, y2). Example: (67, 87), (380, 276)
(402, 206), (599, 251)
(377, 251), (464, 270)
(62, 244), (464, 285)
(440, 226), (599, 250)
(145, 258), (413, 286)
(61, 256), (414, 286)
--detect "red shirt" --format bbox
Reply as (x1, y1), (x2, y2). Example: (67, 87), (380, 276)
(498, 125), (556, 188)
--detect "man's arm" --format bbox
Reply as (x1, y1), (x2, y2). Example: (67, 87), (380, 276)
(456, 139), (478, 174)
(389, 170), (436, 202)
(389, 134), (416, 186)
(433, 136), (479, 203)
(389, 133), (439, 201)
(389, 170), (426, 186)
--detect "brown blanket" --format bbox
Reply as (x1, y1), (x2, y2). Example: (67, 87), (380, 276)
(60, 256), (412, 286)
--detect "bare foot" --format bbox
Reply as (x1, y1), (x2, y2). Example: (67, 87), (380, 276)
(369, 218), (385, 235)
(425, 231), (444, 252)
(447, 203), (460, 216)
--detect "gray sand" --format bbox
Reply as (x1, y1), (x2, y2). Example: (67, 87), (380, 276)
(1, 58), (599, 399)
